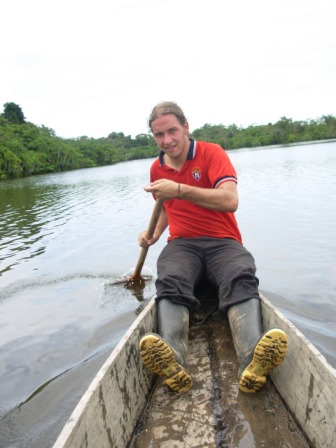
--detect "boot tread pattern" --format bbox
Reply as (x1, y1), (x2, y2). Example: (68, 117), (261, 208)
(139, 334), (192, 393)
(240, 329), (288, 393)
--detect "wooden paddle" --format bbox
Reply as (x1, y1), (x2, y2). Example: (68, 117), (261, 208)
(124, 198), (164, 288)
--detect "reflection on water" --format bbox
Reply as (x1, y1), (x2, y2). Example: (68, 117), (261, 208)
(0, 144), (336, 447)
(0, 163), (153, 277)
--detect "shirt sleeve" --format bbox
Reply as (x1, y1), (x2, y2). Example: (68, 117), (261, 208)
(205, 143), (238, 188)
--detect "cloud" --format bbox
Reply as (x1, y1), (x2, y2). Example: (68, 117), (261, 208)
(1, 0), (335, 138)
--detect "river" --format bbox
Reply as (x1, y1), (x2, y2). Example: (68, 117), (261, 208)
(0, 141), (335, 447)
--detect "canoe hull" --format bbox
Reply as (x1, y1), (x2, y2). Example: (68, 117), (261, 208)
(53, 294), (336, 448)
(261, 293), (336, 448)
(52, 300), (157, 448)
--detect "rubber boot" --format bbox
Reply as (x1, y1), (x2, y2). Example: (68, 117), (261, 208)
(228, 298), (288, 393)
(139, 299), (192, 393)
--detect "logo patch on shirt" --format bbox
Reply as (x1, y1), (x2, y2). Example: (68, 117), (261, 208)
(192, 167), (201, 181)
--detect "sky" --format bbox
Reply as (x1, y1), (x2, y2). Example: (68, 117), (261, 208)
(1, 0), (335, 139)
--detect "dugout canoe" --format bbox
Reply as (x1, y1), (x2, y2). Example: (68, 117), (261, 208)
(52, 293), (336, 448)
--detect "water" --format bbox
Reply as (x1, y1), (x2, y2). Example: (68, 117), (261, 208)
(0, 141), (335, 447)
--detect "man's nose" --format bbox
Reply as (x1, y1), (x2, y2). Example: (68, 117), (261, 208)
(163, 133), (172, 144)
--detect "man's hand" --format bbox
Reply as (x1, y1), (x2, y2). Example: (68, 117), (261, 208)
(144, 179), (180, 200)
(138, 230), (160, 248)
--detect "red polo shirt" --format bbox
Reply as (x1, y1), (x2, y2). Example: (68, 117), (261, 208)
(150, 140), (242, 244)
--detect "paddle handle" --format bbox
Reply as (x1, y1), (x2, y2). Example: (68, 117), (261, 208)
(132, 198), (164, 278)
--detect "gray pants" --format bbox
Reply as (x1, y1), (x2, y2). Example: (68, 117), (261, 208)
(156, 237), (260, 315)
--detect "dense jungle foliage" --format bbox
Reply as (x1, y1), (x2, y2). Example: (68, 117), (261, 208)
(1, 102), (336, 180)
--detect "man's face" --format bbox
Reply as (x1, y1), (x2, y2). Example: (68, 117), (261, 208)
(151, 114), (190, 161)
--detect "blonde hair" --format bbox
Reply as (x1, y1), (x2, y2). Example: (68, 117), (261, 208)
(148, 101), (187, 131)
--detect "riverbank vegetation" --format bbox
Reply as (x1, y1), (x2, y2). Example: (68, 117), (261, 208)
(1, 102), (336, 180)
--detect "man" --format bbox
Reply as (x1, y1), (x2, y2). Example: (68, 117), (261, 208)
(138, 101), (288, 393)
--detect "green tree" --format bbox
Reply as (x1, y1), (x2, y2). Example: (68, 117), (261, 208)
(1, 149), (23, 177)
(2, 102), (26, 124)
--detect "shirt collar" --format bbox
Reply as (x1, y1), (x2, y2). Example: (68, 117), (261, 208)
(159, 139), (195, 166)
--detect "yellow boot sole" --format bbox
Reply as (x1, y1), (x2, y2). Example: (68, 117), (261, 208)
(239, 329), (288, 393)
(139, 334), (192, 393)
